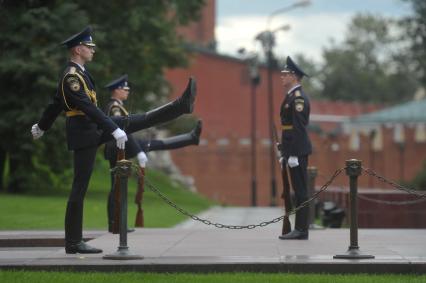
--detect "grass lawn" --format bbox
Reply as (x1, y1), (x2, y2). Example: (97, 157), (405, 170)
(0, 154), (214, 230)
(0, 271), (424, 283)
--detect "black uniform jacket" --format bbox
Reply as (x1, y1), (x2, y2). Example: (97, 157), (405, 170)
(38, 62), (118, 150)
(279, 85), (312, 157)
(104, 98), (141, 160)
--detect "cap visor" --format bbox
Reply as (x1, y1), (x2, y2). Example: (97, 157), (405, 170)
(82, 42), (96, 47)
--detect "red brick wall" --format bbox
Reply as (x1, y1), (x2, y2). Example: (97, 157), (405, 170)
(176, 0), (216, 48)
(165, 52), (426, 212)
(319, 188), (426, 228)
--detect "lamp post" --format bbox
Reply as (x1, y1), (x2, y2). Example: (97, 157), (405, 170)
(255, 0), (310, 207)
(239, 48), (261, 207)
(248, 55), (260, 206)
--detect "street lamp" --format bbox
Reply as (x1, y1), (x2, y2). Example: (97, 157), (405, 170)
(266, 0), (311, 29)
(248, 55), (260, 206)
(255, 0), (310, 207)
(239, 48), (261, 207)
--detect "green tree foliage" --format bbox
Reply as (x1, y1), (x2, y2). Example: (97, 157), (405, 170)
(292, 54), (322, 100)
(0, 0), (205, 193)
(401, 0), (426, 87)
(319, 13), (419, 103)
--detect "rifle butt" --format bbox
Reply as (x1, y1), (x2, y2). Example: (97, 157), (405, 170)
(135, 206), (144, 227)
(282, 216), (292, 235)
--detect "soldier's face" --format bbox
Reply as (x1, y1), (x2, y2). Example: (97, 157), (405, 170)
(79, 45), (95, 62)
(117, 88), (129, 101)
(281, 72), (294, 88)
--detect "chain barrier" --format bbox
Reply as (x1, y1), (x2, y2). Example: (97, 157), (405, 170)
(357, 194), (426, 205)
(362, 167), (426, 199)
(139, 165), (344, 230)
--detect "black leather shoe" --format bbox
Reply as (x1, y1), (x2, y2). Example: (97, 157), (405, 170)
(279, 229), (309, 240)
(191, 120), (202, 145)
(65, 241), (103, 254)
(179, 77), (197, 113)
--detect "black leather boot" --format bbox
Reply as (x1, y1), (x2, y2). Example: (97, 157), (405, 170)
(65, 241), (103, 254)
(65, 201), (103, 254)
(175, 77), (197, 114)
(147, 120), (203, 151)
(190, 120), (202, 145)
(124, 77), (196, 133)
(279, 206), (309, 240)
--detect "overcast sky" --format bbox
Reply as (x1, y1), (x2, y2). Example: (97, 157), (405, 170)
(215, 0), (413, 63)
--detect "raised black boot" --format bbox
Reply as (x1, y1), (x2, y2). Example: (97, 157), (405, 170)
(279, 206), (309, 240)
(190, 119), (202, 145)
(122, 77), (196, 134)
(146, 120), (202, 151)
(65, 201), (102, 254)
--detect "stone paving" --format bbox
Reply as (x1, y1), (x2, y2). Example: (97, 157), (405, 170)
(0, 207), (425, 273)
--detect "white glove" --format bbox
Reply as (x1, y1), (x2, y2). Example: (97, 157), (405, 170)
(287, 156), (299, 168)
(112, 128), (128, 149)
(31, 124), (44, 139)
(137, 151), (148, 168)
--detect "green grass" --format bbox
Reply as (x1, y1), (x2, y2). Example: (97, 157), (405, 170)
(0, 154), (213, 230)
(0, 271), (424, 283)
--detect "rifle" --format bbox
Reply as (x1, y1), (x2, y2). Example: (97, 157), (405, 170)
(134, 166), (145, 227)
(272, 127), (293, 235)
(111, 148), (125, 234)
(111, 117), (129, 234)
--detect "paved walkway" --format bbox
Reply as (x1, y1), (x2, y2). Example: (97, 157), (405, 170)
(1, 207), (425, 273)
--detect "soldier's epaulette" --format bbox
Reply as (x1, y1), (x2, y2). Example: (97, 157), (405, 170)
(112, 101), (120, 106)
(68, 66), (77, 75)
(295, 90), (301, 97)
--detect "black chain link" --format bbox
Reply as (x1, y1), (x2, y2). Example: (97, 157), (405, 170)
(141, 167), (344, 230)
(362, 167), (426, 198)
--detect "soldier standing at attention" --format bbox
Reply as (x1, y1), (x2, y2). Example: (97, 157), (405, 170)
(103, 74), (202, 232)
(278, 56), (312, 240)
(30, 26), (197, 253)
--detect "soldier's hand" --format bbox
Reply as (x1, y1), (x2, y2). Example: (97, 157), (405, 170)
(31, 124), (44, 139)
(288, 156), (299, 168)
(112, 128), (128, 149)
(137, 151), (148, 168)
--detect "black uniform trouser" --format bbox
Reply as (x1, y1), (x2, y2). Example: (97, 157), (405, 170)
(65, 101), (188, 245)
(106, 132), (197, 230)
(65, 146), (98, 244)
(282, 155), (309, 232)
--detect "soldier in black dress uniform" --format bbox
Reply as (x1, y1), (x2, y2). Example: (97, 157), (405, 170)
(278, 56), (312, 240)
(30, 26), (197, 253)
(103, 74), (202, 232)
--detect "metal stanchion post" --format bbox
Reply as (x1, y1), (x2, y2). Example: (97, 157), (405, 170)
(308, 166), (323, 229)
(104, 159), (143, 260)
(334, 159), (374, 259)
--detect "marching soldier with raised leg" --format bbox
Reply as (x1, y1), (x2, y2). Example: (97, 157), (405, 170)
(278, 56), (312, 240)
(103, 74), (202, 232)
(30, 26), (197, 254)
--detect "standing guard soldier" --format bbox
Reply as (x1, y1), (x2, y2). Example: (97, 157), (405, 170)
(30, 26), (197, 254)
(103, 74), (202, 232)
(278, 56), (312, 240)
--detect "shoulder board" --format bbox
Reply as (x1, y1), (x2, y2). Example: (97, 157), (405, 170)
(295, 90), (301, 97)
(112, 101), (120, 106)
(69, 66), (76, 74)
